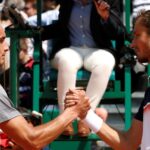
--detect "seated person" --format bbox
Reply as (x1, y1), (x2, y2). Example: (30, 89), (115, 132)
(65, 10), (150, 150)
(41, 0), (126, 137)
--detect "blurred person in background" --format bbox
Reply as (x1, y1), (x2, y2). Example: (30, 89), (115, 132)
(27, 0), (60, 80)
(41, 0), (127, 137)
(43, 0), (60, 11)
(23, 0), (36, 17)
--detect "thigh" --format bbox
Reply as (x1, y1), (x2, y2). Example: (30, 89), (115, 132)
(84, 50), (115, 71)
(51, 48), (83, 69)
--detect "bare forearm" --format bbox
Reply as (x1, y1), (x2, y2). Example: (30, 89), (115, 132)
(29, 108), (77, 149)
(1, 108), (78, 150)
(83, 110), (130, 149)
(97, 123), (131, 150)
(82, 110), (141, 150)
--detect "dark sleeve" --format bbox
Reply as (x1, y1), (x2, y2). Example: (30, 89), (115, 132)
(134, 87), (150, 121)
(134, 99), (144, 121)
(100, 0), (126, 40)
(41, 21), (62, 40)
(41, 0), (71, 41)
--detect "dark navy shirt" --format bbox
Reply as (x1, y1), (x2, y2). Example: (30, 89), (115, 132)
(69, 0), (97, 48)
(134, 87), (150, 121)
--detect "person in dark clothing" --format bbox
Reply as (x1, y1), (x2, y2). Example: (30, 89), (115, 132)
(41, 0), (127, 136)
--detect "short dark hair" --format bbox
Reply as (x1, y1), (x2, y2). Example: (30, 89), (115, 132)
(135, 10), (150, 35)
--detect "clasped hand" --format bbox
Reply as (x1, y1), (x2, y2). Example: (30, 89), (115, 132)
(64, 89), (90, 119)
(94, 0), (110, 21)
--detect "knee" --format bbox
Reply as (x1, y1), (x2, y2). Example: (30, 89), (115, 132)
(55, 49), (81, 72)
(101, 60), (115, 72)
(99, 54), (115, 69)
(95, 55), (115, 74)
(85, 52), (115, 74)
(91, 62), (114, 77)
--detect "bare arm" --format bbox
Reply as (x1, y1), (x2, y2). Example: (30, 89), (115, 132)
(65, 90), (143, 150)
(97, 118), (142, 150)
(0, 91), (90, 150)
(0, 108), (77, 150)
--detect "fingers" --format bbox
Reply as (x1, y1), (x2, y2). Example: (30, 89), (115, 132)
(65, 99), (79, 106)
(94, 0), (110, 9)
(67, 88), (85, 94)
(65, 94), (79, 100)
(65, 89), (89, 111)
(65, 101), (77, 108)
(65, 89), (91, 119)
(99, 1), (110, 10)
(65, 92), (80, 108)
(79, 105), (91, 119)
(94, 0), (110, 20)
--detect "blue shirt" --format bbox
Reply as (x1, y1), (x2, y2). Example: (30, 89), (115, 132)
(27, 10), (59, 58)
(27, 9), (59, 26)
(69, 0), (97, 48)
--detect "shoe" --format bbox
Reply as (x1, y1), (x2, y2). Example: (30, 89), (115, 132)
(78, 120), (90, 137)
(62, 123), (74, 136)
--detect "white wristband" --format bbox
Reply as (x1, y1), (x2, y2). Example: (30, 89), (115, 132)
(83, 109), (103, 133)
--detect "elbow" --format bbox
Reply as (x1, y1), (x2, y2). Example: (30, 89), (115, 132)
(21, 133), (43, 150)
(26, 131), (53, 150)
(27, 135), (43, 150)
(22, 140), (41, 150)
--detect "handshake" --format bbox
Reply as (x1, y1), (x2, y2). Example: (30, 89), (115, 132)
(65, 89), (107, 120)
(64, 89), (107, 135)
(64, 89), (90, 119)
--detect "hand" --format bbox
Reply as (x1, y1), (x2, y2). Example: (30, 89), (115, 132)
(64, 89), (91, 119)
(78, 96), (90, 119)
(94, 0), (110, 21)
(65, 89), (80, 108)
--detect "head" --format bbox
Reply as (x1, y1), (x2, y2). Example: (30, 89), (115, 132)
(43, 0), (59, 11)
(23, 0), (37, 17)
(131, 10), (150, 63)
(0, 26), (9, 67)
(4, 0), (25, 10)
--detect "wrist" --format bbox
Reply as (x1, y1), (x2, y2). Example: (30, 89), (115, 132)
(65, 107), (78, 120)
(83, 109), (103, 133)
